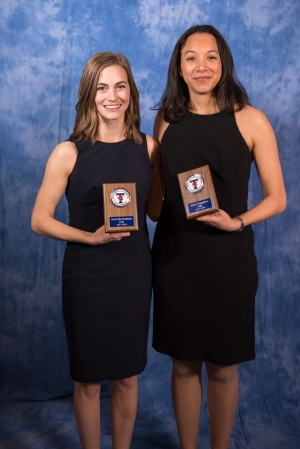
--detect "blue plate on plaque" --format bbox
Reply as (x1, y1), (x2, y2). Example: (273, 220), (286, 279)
(188, 198), (212, 214)
(110, 216), (134, 227)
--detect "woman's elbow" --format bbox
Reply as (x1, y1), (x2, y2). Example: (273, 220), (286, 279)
(274, 193), (287, 215)
(147, 204), (163, 222)
(31, 212), (45, 235)
(31, 216), (40, 234)
(278, 196), (287, 214)
(146, 197), (163, 222)
(147, 210), (160, 222)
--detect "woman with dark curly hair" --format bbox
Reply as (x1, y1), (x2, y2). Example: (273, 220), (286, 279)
(152, 25), (286, 449)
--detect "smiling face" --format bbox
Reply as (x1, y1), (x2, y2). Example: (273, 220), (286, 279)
(95, 64), (130, 124)
(180, 33), (222, 101)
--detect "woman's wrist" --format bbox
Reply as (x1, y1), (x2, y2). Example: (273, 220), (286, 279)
(77, 231), (94, 245)
(233, 215), (244, 231)
(87, 232), (100, 245)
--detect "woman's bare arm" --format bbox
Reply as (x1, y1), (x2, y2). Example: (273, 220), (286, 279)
(146, 135), (164, 221)
(197, 106), (286, 231)
(153, 113), (170, 196)
(31, 141), (129, 244)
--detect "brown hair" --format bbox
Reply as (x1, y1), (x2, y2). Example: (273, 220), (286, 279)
(154, 24), (250, 122)
(70, 52), (142, 144)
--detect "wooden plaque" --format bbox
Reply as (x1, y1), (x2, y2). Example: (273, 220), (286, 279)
(177, 165), (219, 220)
(103, 183), (139, 232)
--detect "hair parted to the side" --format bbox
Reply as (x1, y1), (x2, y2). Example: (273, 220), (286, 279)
(154, 24), (250, 122)
(70, 52), (142, 144)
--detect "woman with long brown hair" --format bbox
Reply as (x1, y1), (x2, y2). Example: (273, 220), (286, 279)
(31, 52), (162, 449)
(152, 25), (286, 449)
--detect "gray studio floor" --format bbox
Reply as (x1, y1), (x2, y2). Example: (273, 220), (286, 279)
(1, 344), (300, 449)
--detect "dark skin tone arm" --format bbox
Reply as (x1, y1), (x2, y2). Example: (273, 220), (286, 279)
(153, 108), (286, 231)
(146, 135), (164, 221)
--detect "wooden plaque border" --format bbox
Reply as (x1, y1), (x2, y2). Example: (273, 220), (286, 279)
(103, 182), (139, 232)
(177, 165), (219, 220)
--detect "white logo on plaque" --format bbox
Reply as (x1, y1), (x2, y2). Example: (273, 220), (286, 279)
(185, 174), (204, 193)
(110, 188), (131, 207)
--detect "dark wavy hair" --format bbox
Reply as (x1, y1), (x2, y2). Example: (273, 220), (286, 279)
(155, 24), (250, 122)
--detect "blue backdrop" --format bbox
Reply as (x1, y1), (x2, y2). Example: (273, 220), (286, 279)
(1, 1), (300, 448)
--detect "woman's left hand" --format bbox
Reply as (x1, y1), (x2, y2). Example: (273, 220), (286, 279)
(196, 209), (241, 232)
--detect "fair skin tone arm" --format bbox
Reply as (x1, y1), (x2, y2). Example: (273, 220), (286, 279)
(154, 107), (286, 231)
(146, 135), (164, 221)
(31, 141), (129, 243)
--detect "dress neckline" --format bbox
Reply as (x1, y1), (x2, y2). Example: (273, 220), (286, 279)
(96, 138), (127, 144)
(188, 110), (221, 117)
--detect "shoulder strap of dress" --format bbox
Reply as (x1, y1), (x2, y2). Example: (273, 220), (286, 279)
(67, 138), (92, 154)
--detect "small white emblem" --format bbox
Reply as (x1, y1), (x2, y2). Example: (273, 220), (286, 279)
(185, 174), (204, 193)
(110, 188), (131, 207)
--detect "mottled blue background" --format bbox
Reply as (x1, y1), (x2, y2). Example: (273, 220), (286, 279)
(0, 1), (300, 448)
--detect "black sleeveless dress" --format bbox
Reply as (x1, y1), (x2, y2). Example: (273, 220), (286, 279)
(62, 134), (152, 382)
(152, 112), (258, 365)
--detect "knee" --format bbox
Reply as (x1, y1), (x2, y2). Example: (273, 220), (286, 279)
(75, 381), (101, 399)
(206, 363), (238, 384)
(113, 376), (138, 390)
(172, 359), (202, 379)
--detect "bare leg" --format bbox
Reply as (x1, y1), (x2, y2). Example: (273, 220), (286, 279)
(171, 359), (203, 449)
(111, 376), (138, 449)
(206, 362), (239, 449)
(73, 381), (101, 449)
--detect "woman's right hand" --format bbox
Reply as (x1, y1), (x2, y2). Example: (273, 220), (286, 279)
(90, 226), (130, 245)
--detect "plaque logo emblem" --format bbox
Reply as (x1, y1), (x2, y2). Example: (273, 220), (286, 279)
(110, 188), (131, 207)
(185, 174), (204, 193)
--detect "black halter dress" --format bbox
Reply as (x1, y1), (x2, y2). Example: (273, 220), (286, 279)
(62, 134), (152, 382)
(152, 112), (258, 365)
